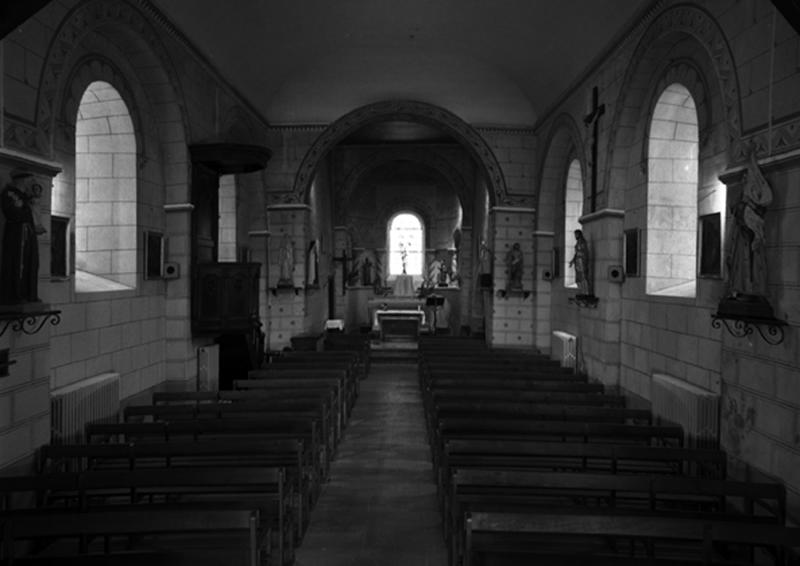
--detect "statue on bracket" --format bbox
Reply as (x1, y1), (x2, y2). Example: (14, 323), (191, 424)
(505, 242), (523, 292)
(277, 232), (294, 287)
(1, 169), (45, 305)
(719, 150), (776, 319)
(726, 151), (771, 299)
(360, 251), (374, 287)
(306, 239), (319, 287)
(569, 229), (592, 296)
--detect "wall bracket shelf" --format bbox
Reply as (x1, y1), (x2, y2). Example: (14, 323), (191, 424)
(496, 289), (531, 300)
(569, 294), (599, 308)
(0, 308), (62, 337)
(270, 285), (302, 296)
(711, 313), (787, 346)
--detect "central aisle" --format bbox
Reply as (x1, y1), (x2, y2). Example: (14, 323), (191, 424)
(294, 360), (447, 566)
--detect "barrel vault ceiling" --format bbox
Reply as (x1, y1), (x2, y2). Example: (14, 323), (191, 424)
(149, 0), (651, 128)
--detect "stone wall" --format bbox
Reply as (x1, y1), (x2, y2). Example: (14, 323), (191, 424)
(0, 0), (268, 471)
(534, 0), (800, 521)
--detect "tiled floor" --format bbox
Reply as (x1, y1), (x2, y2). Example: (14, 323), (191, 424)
(294, 361), (447, 566)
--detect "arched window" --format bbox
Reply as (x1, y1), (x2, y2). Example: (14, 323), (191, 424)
(646, 83), (698, 297)
(218, 174), (237, 262)
(388, 212), (424, 277)
(74, 81), (137, 292)
(563, 158), (583, 287)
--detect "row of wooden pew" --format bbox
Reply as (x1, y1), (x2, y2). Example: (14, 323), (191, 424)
(417, 336), (799, 566)
(0, 343), (369, 566)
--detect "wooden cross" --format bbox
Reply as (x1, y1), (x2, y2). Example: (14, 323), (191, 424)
(583, 86), (605, 213)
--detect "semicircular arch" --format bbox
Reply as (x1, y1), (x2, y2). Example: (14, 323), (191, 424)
(293, 100), (508, 206)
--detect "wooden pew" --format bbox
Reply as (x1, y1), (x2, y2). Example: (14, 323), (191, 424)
(322, 332), (371, 375)
(425, 400), (653, 453)
(0, 505), (265, 566)
(439, 439), (728, 493)
(463, 509), (800, 566)
(425, 376), (605, 393)
(85, 418), (326, 501)
(153, 389), (340, 438)
(234, 377), (346, 435)
(2, 466), (290, 564)
(420, 367), (586, 392)
(243, 369), (347, 410)
(436, 440), (729, 515)
(265, 360), (360, 411)
(122, 401), (337, 464)
(426, 388), (626, 407)
(447, 468), (786, 565)
(37, 437), (316, 540)
(430, 417), (684, 477)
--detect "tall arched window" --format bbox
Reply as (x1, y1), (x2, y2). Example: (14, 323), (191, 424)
(388, 212), (424, 277)
(563, 158), (583, 287)
(74, 81), (137, 292)
(646, 83), (698, 297)
(218, 174), (237, 262)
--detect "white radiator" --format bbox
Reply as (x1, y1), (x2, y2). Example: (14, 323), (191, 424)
(551, 330), (577, 369)
(651, 373), (720, 448)
(50, 372), (120, 444)
(197, 344), (220, 392)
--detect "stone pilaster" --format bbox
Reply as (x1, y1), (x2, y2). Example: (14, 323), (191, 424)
(488, 206), (535, 348)
(576, 208), (624, 386)
(533, 231), (555, 353)
(332, 226), (350, 321)
(267, 204), (309, 350)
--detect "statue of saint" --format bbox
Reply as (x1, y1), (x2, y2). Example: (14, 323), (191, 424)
(725, 151), (772, 298)
(361, 254), (373, 286)
(277, 233), (294, 286)
(505, 242), (523, 291)
(1, 169), (43, 304)
(569, 229), (591, 295)
(306, 239), (319, 287)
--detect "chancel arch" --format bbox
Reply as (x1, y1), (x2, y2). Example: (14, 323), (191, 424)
(292, 100), (507, 207)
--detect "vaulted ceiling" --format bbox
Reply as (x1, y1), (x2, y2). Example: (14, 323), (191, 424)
(149, 0), (652, 128)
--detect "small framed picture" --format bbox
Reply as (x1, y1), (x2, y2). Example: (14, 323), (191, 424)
(144, 231), (164, 279)
(698, 212), (722, 277)
(50, 215), (70, 278)
(624, 228), (640, 277)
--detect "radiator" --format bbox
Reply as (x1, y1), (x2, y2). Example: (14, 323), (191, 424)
(197, 344), (220, 392)
(50, 372), (120, 444)
(651, 373), (720, 448)
(551, 330), (577, 369)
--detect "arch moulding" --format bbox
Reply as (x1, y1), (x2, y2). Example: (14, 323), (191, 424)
(290, 100), (509, 206)
(536, 113), (586, 233)
(337, 147), (472, 225)
(603, 3), (742, 207)
(37, 0), (188, 159)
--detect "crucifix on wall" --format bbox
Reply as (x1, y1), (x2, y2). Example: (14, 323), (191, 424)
(583, 85), (605, 213)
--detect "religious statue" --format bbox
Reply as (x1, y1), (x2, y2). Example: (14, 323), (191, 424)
(361, 253), (373, 286)
(427, 258), (444, 288)
(569, 229), (591, 295)
(725, 151), (772, 299)
(277, 233), (294, 286)
(505, 242), (523, 291)
(1, 169), (43, 304)
(306, 239), (319, 287)
(438, 259), (449, 286)
(400, 244), (408, 275)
